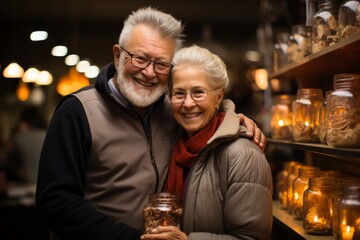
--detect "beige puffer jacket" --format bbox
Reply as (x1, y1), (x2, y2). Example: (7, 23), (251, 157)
(182, 100), (273, 240)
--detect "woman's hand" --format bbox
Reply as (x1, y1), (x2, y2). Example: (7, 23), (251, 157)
(140, 226), (188, 240)
(239, 113), (267, 151)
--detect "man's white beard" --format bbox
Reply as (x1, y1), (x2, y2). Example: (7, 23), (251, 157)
(116, 61), (167, 108)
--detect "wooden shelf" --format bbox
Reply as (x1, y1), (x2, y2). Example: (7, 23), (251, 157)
(268, 139), (360, 163)
(273, 201), (335, 240)
(269, 34), (360, 88)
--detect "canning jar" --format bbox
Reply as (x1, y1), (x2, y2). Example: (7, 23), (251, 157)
(288, 25), (312, 64)
(292, 88), (323, 143)
(327, 73), (360, 148)
(143, 192), (183, 233)
(319, 91), (332, 144)
(270, 95), (296, 140)
(273, 32), (290, 72)
(303, 177), (335, 235)
(338, 0), (360, 40)
(332, 177), (360, 239)
(292, 166), (320, 220)
(286, 163), (304, 214)
(312, 0), (342, 53)
(338, 186), (360, 240)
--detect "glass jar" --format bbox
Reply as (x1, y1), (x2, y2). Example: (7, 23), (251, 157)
(273, 32), (290, 72)
(303, 177), (335, 235)
(143, 192), (183, 233)
(288, 25), (312, 64)
(276, 161), (302, 209)
(292, 166), (320, 220)
(319, 91), (333, 144)
(270, 95), (296, 140)
(286, 163), (304, 214)
(338, 0), (360, 40)
(292, 88), (324, 143)
(338, 186), (360, 240)
(327, 73), (360, 148)
(332, 177), (360, 239)
(312, 0), (342, 53)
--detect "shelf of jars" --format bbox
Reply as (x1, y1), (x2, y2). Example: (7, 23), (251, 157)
(273, 201), (335, 240)
(267, 139), (360, 163)
(269, 33), (360, 88)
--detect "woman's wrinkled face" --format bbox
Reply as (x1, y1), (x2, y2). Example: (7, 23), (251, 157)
(171, 66), (223, 138)
(114, 24), (176, 108)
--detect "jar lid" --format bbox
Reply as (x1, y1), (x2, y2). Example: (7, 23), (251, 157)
(334, 73), (360, 89)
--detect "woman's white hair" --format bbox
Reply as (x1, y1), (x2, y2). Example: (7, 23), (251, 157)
(119, 7), (184, 51)
(171, 44), (229, 90)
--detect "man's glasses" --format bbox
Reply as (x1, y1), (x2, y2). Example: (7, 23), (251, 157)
(120, 46), (173, 74)
(170, 88), (218, 104)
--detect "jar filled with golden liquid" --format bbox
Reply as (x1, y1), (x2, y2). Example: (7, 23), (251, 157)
(338, 186), (360, 240)
(332, 177), (360, 239)
(143, 192), (183, 233)
(292, 88), (323, 142)
(270, 95), (296, 140)
(327, 73), (360, 148)
(303, 177), (336, 235)
(292, 166), (320, 220)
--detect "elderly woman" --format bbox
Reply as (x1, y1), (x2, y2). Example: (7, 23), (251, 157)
(141, 45), (273, 240)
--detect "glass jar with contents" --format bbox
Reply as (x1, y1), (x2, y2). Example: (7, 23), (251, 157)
(287, 25), (312, 64)
(338, 186), (360, 240)
(292, 88), (323, 143)
(303, 177), (336, 235)
(338, 0), (360, 40)
(292, 165), (320, 220)
(143, 192), (183, 233)
(332, 177), (360, 239)
(319, 91), (332, 144)
(312, 0), (342, 53)
(286, 163), (304, 214)
(270, 95), (296, 140)
(273, 32), (290, 72)
(327, 73), (360, 148)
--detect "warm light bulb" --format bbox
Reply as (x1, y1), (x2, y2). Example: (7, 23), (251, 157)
(36, 70), (53, 85)
(278, 119), (284, 126)
(30, 31), (48, 41)
(51, 45), (68, 57)
(16, 81), (30, 101)
(254, 68), (268, 90)
(3, 62), (24, 78)
(22, 67), (40, 83)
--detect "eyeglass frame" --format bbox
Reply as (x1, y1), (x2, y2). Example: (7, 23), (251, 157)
(120, 46), (174, 74)
(170, 88), (219, 104)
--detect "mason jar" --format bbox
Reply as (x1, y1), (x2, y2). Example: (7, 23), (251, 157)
(292, 88), (323, 143)
(292, 166), (320, 220)
(143, 192), (183, 233)
(319, 91), (332, 144)
(327, 73), (360, 148)
(332, 177), (360, 239)
(338, 186), (360, 240)
(288, 25), (312, 64)
(338, 0), (360, 40)
(286, 163), (304, 214)
(312, 0), (342, 53)
(270, 95), (296, 140)
(303, 177), (335, 235)
(273, 32), (290, 72)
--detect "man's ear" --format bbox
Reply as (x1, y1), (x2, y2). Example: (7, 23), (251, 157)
(113, 44), (121, 70)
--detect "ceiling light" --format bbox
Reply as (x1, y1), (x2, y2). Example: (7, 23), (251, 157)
(30, 31), (48, 41)
(22, 67), (40, 83)
(76, 60), (90, 73)
(85, 65), (100, 78)
(65, 54), (80, 66)
(51, 45), (68, 57)
(3, 62), (24, 78)
(36, 70), (53, 85)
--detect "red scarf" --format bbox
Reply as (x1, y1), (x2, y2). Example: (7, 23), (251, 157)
(164, 111), (225, 199)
